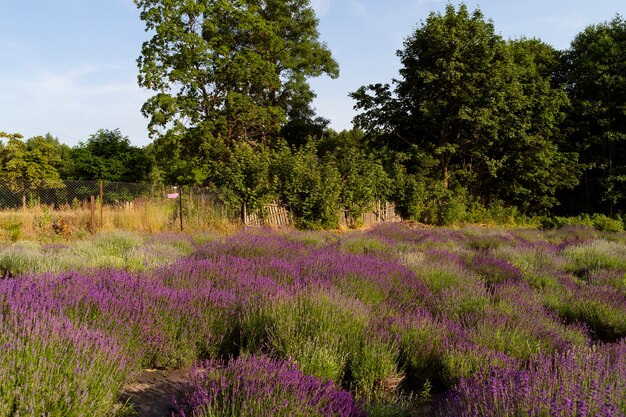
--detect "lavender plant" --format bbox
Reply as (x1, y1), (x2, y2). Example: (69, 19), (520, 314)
(435, 341), (626, 417)
(175, 355), (366, 417)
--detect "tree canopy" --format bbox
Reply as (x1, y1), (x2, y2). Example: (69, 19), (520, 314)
(561, 15), (626, 214)
(0, 134), (64, 201)
(135, 0), (338, 148)
(68, 129), (151, 182)
(352, 4), (580, 214)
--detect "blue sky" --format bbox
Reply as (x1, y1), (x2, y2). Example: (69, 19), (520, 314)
(0, 1), (624, 147)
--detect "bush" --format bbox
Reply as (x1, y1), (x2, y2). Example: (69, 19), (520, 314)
(540, 214), (624, 232)
(592, 214), (624, 232)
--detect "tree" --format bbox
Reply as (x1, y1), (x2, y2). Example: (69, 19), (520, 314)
(353, 4), (510, 190)
(0, 135), (64, 207)
(352, 4), (579, 214)
(562, 15), (626, 214)
(69, 129), (151, 182)
(321, 130), (390, 225)
(135, 0), (338, 153)
(29, 133), (73, 179)
(483, 38), (580, 212)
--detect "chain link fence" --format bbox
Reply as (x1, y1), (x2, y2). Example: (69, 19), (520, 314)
(0, 180), (401, 231)
(0, 180), (165, 210)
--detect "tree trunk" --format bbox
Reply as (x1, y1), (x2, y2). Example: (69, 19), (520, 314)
(441, 154), (450, 189)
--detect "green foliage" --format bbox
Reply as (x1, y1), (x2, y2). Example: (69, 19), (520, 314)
(562, 15), (626, 214)
(486, 38), (580, 213)
(562, 239), (626, 273)
(135, 0), (338, 146)
(352, 4), (580, 215)
(68, 129), (151, 182)
(213, 140), (275, 213)
(273, 141), (342, 229)
(541, 214), (624, 232)
(0, 135), (65, 199)
(547, 295), (626, 342)
(321, 130), (391, 225)
(264, 292), (366, 382)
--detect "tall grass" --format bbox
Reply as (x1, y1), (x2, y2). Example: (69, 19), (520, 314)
(0, 200), (237, 242)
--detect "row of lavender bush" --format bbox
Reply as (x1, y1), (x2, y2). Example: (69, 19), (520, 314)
(0, 224), (624, 416)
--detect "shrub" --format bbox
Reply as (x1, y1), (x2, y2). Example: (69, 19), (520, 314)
(592, 214), (624, 232)
(562, 239), (626, 276)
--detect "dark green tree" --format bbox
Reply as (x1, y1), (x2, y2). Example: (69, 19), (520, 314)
(352, 4), (579, 214)
(135, 0), (338, 155)
(562, 15), (626, 214)
(484, 38), (580, 212)
(69, 129), (151, 182)
(353, 4), (510, 191)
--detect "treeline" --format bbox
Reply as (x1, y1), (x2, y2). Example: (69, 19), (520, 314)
(0, 129), (153, 187)
(351, 4), (625, 221)
(2, 2), (625, 228)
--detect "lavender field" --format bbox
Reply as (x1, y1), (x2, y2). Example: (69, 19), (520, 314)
(1, 224), (625, 416)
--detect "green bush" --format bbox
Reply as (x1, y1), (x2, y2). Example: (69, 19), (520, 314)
(274, 142), (342, 229)
(539, 214), (623, 232)
(591, 214), (624, 232)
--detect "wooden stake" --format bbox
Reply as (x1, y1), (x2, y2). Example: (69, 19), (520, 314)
(179, 186), (183, 232)
(99, 179), (103, 227)
(90, 195), (96, 235)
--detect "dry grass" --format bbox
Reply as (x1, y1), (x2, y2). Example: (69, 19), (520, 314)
(0, 200), (239, 242)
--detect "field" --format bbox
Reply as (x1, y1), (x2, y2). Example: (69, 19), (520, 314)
(1, 223), (625, 416)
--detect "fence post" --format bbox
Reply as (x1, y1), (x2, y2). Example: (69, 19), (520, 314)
(90, 195), (96, 235)
(179, 186), (184, 232)
(99, 179), (103, 227)
(242, 201), (248, 226)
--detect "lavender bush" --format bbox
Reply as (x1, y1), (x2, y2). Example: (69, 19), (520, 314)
(435, 341), (626, 417)
(176, 355), (366, 417)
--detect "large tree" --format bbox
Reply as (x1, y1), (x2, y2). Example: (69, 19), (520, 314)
(353, 4), (510, 190)
(484, 38), (580, 212)
(562, 15), (626, 214)
(135, 0), (338, 152)
(352, 4), (578, 213)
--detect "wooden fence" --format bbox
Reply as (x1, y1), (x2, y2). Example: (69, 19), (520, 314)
(244, 202), (292, 227)
(243, 200), (401, 228)
(339, 201), (402, 228)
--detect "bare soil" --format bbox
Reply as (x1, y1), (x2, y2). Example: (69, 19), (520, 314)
(120, 368), (192, 417)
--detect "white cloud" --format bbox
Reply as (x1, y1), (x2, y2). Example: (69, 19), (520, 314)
(348, 0), (368, 17)
(0, 64), (151, 145)
(24, 66), (139, 97)
(310, 0), (333, 16)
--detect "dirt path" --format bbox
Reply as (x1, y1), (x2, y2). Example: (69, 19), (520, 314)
(120, 369), (192, 417)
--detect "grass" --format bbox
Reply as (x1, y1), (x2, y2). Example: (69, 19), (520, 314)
(0, 201), (238, 242)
